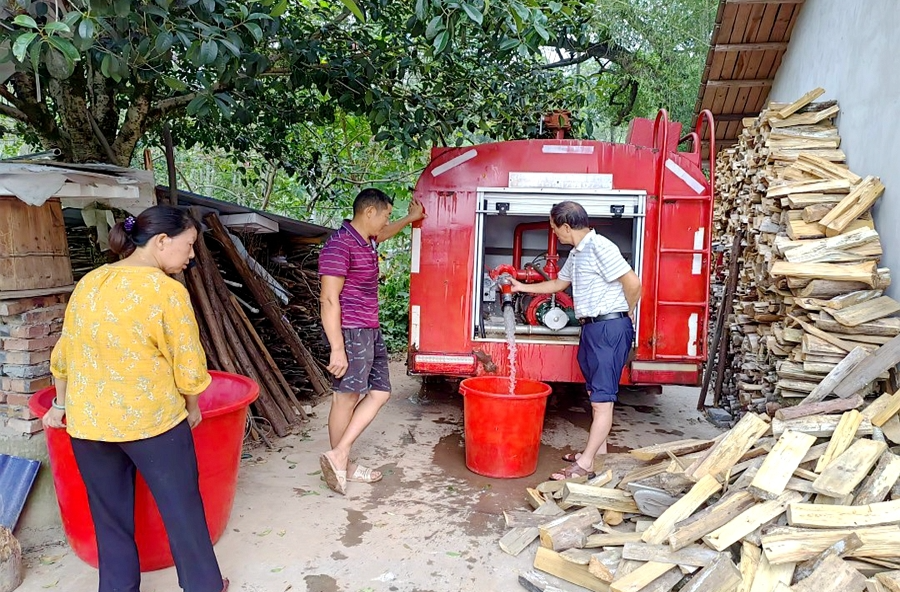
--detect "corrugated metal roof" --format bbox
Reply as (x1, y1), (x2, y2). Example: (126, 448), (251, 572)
(0, 454), (40, 530)
(692, 0), (806, 159)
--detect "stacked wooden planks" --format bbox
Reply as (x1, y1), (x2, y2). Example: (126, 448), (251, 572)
(511, 391), (900, 592)
(710, 88), (896, 413)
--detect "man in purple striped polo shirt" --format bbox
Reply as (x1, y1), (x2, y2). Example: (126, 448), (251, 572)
(318, 188), (425, 495)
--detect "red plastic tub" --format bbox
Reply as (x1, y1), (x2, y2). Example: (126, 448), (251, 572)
(29, 371), (259, 572)
(459, 376), (552, 478)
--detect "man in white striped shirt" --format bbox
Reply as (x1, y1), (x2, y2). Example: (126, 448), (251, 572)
(511, 201), (642, 480)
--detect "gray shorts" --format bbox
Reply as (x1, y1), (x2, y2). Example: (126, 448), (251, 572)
(332, 327), (392, 394)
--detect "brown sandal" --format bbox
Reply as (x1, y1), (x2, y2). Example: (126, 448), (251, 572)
(550, 462), (595, 481)
(561, 452), (582, 463)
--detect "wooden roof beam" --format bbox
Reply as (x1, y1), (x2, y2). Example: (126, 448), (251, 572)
(710, 113), (761, 121)
(714, 42), (789, 52)
(705, 79), (773, 88)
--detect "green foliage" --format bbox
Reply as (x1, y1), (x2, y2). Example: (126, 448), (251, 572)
(378, 241), (412, 353)
(138, 111), (426, 228)
(0, 0), (715, 170)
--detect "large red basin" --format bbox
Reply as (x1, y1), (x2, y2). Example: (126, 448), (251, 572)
(29, 371), (259, 571)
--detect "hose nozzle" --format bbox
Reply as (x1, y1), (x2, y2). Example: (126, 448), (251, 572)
(497, 273), (515, 309)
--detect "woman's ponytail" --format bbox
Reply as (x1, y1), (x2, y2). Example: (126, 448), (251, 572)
(108, 220), (137, 257)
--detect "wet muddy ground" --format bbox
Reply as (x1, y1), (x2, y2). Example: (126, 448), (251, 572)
(16, 363), (722, 592)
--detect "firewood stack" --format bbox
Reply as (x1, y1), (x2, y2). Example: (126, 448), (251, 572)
(203, 233), (331, 400)
(510, 390), (900, 592)
(711, 88), (897, 413)
(183, 212), (331, 439)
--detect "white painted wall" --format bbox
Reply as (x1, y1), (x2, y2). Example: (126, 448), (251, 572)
(769, 0), (900, 298)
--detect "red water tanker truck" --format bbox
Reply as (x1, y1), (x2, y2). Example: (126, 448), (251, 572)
(406, 110), (716, 387)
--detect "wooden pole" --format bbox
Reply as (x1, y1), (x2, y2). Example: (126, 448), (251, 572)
(230, 293), (309, 420)
(184, 266), (238, 374)
(196, 318), (221, 371)
(698, 231), (743, 410)
(217, 306), (290, 437)
(193, 232), (305, 425)
(203, 212), (331, 398)
(161, 123), (177, 206)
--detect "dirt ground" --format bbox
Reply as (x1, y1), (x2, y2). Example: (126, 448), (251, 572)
(16, 362), (723, 592)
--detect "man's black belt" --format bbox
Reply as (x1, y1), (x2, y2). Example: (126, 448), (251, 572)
(578, 312), (628, 325)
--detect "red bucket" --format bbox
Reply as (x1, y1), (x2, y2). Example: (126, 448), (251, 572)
(29, 371), (259, 571)
(459, 376), (552, 478)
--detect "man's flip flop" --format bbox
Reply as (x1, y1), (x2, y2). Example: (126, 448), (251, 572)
(347, 464), (383, 483)
(319, 452), (347, 495)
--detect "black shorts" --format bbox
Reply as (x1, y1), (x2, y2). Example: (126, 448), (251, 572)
(332, 327), (392, 394)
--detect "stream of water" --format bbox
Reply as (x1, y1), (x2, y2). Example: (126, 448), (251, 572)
(503, 306), (517, 395)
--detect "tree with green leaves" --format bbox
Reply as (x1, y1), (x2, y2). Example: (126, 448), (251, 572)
(0, 0), (714, 171)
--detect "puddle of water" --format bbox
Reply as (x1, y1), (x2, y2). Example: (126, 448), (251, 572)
(654, 428), (685, 437)
(619, 403), (656, 414)
(341, 509), (372, 547)
(304, 574), (339, 592)
(430, 429), (630, 523)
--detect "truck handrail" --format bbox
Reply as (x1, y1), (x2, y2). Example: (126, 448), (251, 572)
(697, 109), (716, 361)
(678, 131), (701, 162)
(650, 109), (670, 358)
(651, 109), (670, 195)
(697, 109), (715, 197)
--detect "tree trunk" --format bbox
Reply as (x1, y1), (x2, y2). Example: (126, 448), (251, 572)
(9, 68), (149, 166)
(8, 73), (63, 151)
(47, 67), (106, 163)
(110, 83), (153, 167)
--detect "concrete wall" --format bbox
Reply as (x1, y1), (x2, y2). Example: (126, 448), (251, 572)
(770, 0), (900, 299)
(0, 428), (62, 549)
(769, 0), (900, 298)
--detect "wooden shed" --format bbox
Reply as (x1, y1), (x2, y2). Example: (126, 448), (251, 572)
(0, 162), (155, 298)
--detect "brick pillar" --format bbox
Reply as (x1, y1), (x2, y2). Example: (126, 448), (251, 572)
(0, 293), (68, 434)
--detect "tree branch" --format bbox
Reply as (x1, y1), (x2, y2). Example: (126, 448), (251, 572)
(0, 85), (23, 108)
(110, 82), (154, 166)
(150, 91), (203, 119)
(542, 52), (592, 69)
(87, 110), (117, 164)
(0, 101), (29, 124)
(542, 41), (633, 70)
(8, 73), (62, 141)
(148, 83), (228, 120)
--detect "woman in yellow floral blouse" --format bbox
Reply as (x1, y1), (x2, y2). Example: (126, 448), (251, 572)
(44, 205), (228, 592)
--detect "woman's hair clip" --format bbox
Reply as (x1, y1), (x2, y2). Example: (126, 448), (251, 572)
(123, 216), (136, 233)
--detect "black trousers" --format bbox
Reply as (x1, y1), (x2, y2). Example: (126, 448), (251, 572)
(71, 420), (223, 592)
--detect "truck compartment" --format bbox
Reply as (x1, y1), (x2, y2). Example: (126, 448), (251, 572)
(472, 189), (646, 345)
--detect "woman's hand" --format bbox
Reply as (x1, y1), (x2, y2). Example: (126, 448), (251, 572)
(187, 407), (202, 429)
(185, 395), (202, 429)
(42, 407), (66, 430)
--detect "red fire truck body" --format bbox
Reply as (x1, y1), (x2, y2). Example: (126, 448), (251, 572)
(406, 111), (715, 387)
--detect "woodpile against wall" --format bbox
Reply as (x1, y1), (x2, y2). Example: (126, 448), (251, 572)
(709, 88), (898, 414)
(183, 212), (331, 439)
(509, 395), (900, 592)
